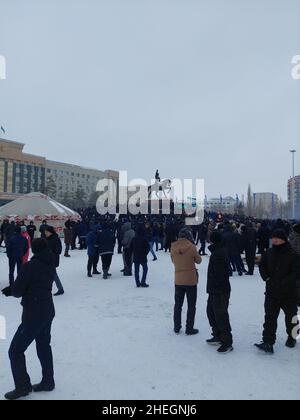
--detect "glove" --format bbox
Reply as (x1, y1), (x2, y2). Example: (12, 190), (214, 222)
(2, 286), (12, 297)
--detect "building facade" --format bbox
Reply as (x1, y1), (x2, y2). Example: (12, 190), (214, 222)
(253, 192), (279, 218)
(288, 176), (300, 219)
(45, 161), (118, 202)
(0, 138), (119, 205)
(205, 196), (238, 212)
(0, 139), (46, 201)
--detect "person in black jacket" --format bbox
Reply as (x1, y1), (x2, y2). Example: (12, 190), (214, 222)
(198, 222), (208, 256)
(131, 225), (150, 288)
(27, 221), (37, 242)
(39, 220), (48, 239)
(0, 219), (9, 247)
(222, 223), (243, 276)
(97, 223), (116, 279)
(257, 221), (270, 256)
(6, 226), (29, 286)
(164, 223), (177, 253)
(241, 224), (257, 275)
(44, 226), (64, 296)
(206, 232), (233, 354)
(255, 229), (300, 354)
(3, 239), (56, 400)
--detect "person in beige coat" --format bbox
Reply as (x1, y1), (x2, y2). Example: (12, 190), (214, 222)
(171, 228), (202, 335)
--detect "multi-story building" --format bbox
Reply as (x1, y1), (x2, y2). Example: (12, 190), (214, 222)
(253, 192), (279, 218)
(0, 138), (46, 204)
(0, 138), (119, 205)
(288, 176), (300, 219)
(205, 196), (238, 212)
(45, 161), (118, 202)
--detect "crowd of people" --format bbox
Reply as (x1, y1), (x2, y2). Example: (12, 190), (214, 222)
(1, 210), (300, 400)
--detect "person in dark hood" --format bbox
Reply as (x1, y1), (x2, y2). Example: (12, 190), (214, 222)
(2, 239), (56, 400)
(206, 232), (233, 354)
(255, 229), (300, 354)
(171, 228), (202, 336)
(44, 226), (64, 296)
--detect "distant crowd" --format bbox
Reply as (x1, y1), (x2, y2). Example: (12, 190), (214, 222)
(1, 209), (300, 399)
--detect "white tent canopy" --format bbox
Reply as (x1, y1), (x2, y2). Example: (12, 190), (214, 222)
(0, 192), (80, 222)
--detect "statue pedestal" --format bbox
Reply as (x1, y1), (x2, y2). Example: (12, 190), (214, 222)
(146, 198), (174, 215)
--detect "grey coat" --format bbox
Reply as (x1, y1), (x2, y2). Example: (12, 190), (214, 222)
(122, 223), (135, 249)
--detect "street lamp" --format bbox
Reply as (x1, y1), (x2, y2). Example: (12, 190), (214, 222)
(290, 150), (296, 219)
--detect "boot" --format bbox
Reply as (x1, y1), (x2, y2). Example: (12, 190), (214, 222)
(123, 271), (132, 277)
(217, 344), (234, 354)
(255, 342), (274, 354)
(141, 283), (149, 288)
(103, 270), (108, 280)
(93, 270), (101, 275)
(5, 387), (32, 400)
(87, 273), (93, 278)
(286, 337), (297, 349)
(33, 382), (55, 393)
(186, 329), (199, 336)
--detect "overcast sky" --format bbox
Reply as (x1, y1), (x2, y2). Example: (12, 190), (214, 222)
(0, 0), (300, 199)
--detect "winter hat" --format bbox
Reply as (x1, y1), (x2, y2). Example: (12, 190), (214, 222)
(293, 224), (300, 235)
(210, 231), (223, 244)
(15, 226), (22, 234)
(21, 226), (27, 233)
(44, 225), (56, 235)
(179, 227), (194, 242)
(31, 238), (48, 254)
(271, 229), (288, 242)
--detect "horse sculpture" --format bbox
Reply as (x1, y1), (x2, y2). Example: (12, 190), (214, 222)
(148, 179), (172, 199)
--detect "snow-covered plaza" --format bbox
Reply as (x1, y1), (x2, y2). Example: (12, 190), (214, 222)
(0, 249), (299, 400)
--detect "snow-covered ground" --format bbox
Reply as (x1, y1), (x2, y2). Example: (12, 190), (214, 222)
(0, 247), (299, 400)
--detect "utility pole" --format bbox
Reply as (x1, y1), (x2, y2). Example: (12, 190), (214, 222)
(290, 150), (296, 219)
